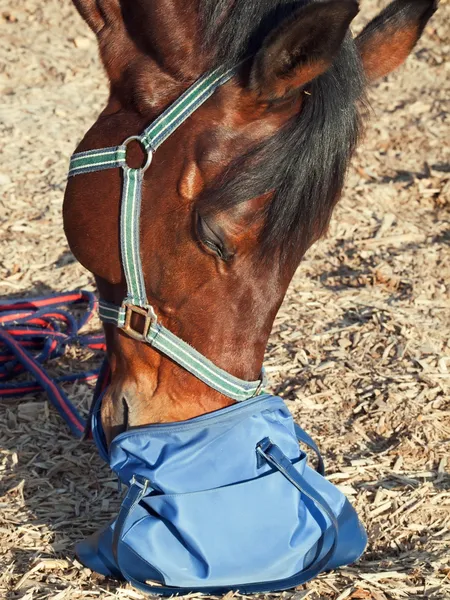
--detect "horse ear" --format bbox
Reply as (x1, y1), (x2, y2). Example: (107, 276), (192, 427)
(356, 0), (437, 81)
(72, 0), (121, 35)
(249, 0), (359, 101)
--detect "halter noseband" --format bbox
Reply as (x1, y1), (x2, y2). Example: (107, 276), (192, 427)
(68, 66), (265, 402)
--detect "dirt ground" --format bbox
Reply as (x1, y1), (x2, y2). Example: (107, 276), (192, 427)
(1, 1), (449, 599)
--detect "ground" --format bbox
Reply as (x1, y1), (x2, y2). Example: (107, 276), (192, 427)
(0, 1), (449, 599)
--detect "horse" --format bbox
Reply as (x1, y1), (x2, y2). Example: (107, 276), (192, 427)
(64, 0), (437, 446)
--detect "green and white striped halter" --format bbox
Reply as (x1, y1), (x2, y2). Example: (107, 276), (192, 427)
(68, 66), (265, 402)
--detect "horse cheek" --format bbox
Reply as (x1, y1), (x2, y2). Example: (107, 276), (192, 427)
(63, 173), (123, 284)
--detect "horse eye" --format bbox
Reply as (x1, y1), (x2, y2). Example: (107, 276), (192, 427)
(196, 214), (228, 260)
(203, 238), (224, 259)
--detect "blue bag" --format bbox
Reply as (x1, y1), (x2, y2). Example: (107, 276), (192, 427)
(77, 393), (367, 594)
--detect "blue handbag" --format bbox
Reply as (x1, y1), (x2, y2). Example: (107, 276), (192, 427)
(77, 392), (367, 595)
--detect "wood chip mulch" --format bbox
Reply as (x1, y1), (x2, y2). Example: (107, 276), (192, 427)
(1, 1), (449, 599)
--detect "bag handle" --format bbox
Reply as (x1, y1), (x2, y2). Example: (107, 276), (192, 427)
(112, 475), (150, 564)
(294, 423), (325, 475)
(112, 440), (337, 594)
(256, 438), (337, 574)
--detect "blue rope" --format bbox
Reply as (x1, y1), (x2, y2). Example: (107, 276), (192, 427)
(0, 290), (105, 438)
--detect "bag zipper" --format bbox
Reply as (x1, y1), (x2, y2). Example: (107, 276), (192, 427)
(110, 393), (286, 449)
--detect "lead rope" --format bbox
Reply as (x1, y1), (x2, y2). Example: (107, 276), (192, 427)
(0, 291), (105, 438)
(68, 64), (266, 402)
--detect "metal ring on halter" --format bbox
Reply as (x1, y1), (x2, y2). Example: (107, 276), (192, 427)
(122, 135), (153, 172)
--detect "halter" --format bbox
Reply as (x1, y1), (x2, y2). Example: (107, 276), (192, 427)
(68, 66), (265, 402)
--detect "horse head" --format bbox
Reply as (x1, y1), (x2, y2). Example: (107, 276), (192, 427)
(64, 0), (437, 443)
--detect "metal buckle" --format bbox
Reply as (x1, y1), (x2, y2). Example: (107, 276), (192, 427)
(122, 135), (153, 172)
(122, 303), (157, 342)
(130, 475), (150, 492)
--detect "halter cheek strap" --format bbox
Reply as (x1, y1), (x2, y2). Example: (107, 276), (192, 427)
(68, 66), (266, 402)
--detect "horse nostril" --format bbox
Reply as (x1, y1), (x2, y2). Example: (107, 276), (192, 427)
(109, 396), (129, 439)
(102, 394), (130, 446)
(122, 397), (129, 432)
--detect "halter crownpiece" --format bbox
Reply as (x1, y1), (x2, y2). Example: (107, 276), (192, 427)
(69, 65), (266, 401)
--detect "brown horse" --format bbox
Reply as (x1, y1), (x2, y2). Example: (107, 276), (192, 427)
(64, 0), (437, 444)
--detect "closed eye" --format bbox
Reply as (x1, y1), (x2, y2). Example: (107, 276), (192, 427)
(203, 238), (225, 259)
(196, 213), (233, 261)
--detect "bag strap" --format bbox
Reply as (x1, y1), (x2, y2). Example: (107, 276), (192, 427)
(112, 440), (337, 594)
(256, 438), (337, 573)
(294, 423), (325, 476)
(112, 476), (150, 564)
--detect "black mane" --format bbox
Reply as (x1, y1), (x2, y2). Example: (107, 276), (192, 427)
(198, 0), (366, 259)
